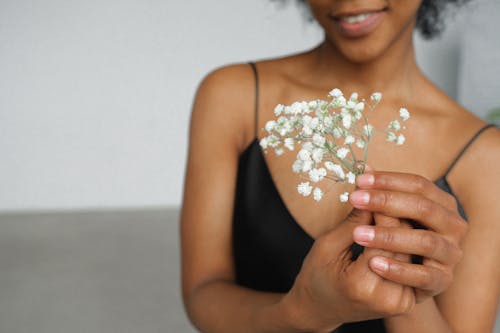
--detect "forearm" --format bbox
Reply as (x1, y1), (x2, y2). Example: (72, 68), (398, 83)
(384, 298), (454, 333)
(185, 279), (306, 333)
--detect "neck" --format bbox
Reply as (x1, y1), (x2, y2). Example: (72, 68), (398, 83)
(309, 31), (423, 103)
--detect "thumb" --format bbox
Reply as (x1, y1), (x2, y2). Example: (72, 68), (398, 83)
(319, 209), (373, 255)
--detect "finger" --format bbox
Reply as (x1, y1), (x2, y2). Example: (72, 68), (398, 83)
(352, 225), (462, 265)
(369, 256), (453, 294)
(314, 209), (373, 262)
(349, 189), (466, 240)
(356, 172), (457, 212)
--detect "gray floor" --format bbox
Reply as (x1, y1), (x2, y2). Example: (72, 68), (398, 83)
(0, 209), (498, 333)
(0, 208), (196, 333)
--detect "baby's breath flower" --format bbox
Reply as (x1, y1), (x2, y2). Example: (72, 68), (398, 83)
(329, 88), (343, 98)
(297, 182), (313, 197)
(396, 134), (406, 145)
(261, 89), (409, 203)
(284, 138), (295, 151)
(309, 168), (327, 183)
(345, 135), (355, 145)
(302, 142), (314, 152)
(399, 108), (410, 121)
(274, 104), (284, 116)
(386, 131), (397, 142)
(297, 149), (311, 161)
(339, 192), (350, 203)
(325, 162), (345, 179)
(313, 133), (325, 146)
(346, 172), (356, 184)
(349, 92), (358, 102)
(336, 148), (350, 159)
(370, 92), (382, 103)
(312, 148), (324, 163)
(292, 160), (303, 173)
(313, 187), (323, 201)
(342, 114), (352, 129)
(389, 120), (401, 131)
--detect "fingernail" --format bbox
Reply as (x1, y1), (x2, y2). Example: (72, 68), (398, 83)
(353, 226), (375, 244)
(371, 257), (389, 272)
(356, 174), (374, 187)
(350, 191), (370, 205)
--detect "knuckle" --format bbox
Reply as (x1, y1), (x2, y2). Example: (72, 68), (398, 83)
(416, 198), (433, 218)
(414, 175), (428, 194)
(418, 269), (434, 290)
(420, 232), (439, 255)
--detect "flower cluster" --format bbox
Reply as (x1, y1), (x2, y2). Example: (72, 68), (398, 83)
(260, 89), (409, 202)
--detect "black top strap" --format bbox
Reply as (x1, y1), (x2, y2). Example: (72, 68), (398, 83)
(248, 62), (259, 138)
(443, 123), (497, 177)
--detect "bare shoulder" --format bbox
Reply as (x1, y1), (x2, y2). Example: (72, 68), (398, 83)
(191, 63), (257, 151)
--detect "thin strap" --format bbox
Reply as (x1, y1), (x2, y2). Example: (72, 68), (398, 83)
(248, 62), (259, 138)
(444, 124), (497, 177)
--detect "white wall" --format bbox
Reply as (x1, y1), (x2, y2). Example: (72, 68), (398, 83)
(0, 0), (496, 212)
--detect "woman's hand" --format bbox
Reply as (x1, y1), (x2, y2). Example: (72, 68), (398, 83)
(280, 209), (415, 332)
(350, 171), (468, 303)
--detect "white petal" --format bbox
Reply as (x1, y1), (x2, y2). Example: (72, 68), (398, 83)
(297, 182), (313, 196)
(313, 187), (324, 201)
(339, 192), (349, 203)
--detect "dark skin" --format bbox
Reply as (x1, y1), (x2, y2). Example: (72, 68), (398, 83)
(181, 0), (500, 332)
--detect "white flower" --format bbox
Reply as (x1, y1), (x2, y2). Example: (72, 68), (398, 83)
(297, 182), (313, 197)
(396, 134), (406, 145)
(354, 102), (364, 113)
(333, 128), (342, 138)
(309, 168), (327, 182)
(284, 138), (295, 151)
(308, 100), (318, 109)
(313, 133), (326, 146)
(386, 131), (397, 142)
(302, 160), (313, 172)
(290, 101), (304, 115)
(325, 162), (345, 179)
(323, 116), (333, 128)
(389, 120), (401, 131)
(349, 92), (358, 102)
(275, 147), (284, 155)
(356, 140), (365, 148)
(264, 120), (276, 133)
(292, 160), (303, 173)
(310, 117), (320, 129)
(297, 149), (311, 161)
(274, 104), (284, 116)
(313, 187), (323, 201)
(259, 137), (269, 149)
(312, 148), (324, 163)
(302, 142), (314, 152)
(329, 88), (343, 98)
(346, 172), (356, 184)
(342, 114), (352, 129)
(337, 148), (350, 159)
(399, 108), (410, 121)
(340, 192), (350, 203)
(370, 92), (382, 103)
(363, 124), (374, 136)
(345, 135), (355, 145)
(302, 126), (313, 136)
(331, 96), (346, 108)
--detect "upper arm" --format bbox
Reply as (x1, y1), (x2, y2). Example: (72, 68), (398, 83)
(180, 64), (255, 304)
(436, 127), (500, 332)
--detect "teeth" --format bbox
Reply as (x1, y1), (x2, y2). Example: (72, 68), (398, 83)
(342, 13), (372, 24)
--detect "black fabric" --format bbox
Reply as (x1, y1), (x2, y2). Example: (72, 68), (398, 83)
(232, 63), (494, 332)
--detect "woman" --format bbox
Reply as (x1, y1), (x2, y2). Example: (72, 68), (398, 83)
(181, 1), (500, 332)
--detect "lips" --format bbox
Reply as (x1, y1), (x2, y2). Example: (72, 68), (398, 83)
(330, 8), (387, 38)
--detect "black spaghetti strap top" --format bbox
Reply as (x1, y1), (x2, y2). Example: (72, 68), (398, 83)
(232, 62), (496, 332)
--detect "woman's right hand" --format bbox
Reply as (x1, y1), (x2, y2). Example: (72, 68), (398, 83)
(280, 209), (415, 332)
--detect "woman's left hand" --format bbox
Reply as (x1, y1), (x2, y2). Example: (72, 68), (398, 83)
(349, 171), (468, 303)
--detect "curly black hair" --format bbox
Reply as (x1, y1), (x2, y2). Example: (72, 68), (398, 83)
(270, 0), (471, 39)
